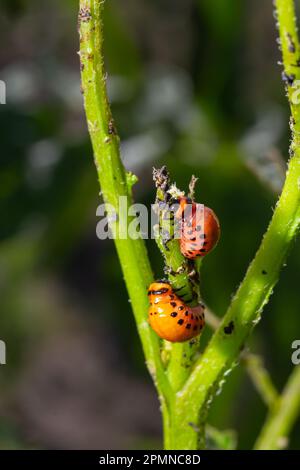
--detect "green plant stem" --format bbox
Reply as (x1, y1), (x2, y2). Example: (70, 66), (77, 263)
(153, 168), (198, 307)
(164, 0), (300, 447)
(156, 225), (199, 392)
(155, 235), (197, 305)
(156, 231), (200, 384)
(78, 0), (171, 406)
(153, 171), (202, 392)
(254, 366), (300, 449)
(206, 310), (279, 409)
(242, 354), (279, 409)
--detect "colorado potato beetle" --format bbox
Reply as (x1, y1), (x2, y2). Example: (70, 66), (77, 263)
(176, 197), (220, 259)
(148, 281), (205, 342)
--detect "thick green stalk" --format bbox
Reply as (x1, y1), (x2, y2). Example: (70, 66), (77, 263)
(153, 172), (201, 392)
(153, 168), (198, 307)
(155, 235), (197, 305)
(206, 311), (280, 408)
(254, 366), (300, 449)
(78, 0), (171, 404)
(165, 0), (300, 448)
(155, 231), (200, 392)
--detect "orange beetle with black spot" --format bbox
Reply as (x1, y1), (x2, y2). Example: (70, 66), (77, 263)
(176, 197), (220, 259)
(148, 281), (205, 342)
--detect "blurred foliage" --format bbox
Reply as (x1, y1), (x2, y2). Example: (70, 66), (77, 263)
(0, 0), (299, 449)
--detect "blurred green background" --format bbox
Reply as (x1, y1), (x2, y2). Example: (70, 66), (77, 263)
(0, 0), (299, 450)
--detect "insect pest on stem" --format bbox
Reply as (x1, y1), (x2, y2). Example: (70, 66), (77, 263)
(148, 281), (205, 342)
(175, 196), (220, 259)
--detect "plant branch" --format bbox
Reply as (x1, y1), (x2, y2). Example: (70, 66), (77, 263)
(206, 309), (279, 409)
(242, 354), (279, 409)
(78, 0), (171, 403)
(168, 0), (300, 448)
(254, 366), (300, 449)
(152, 167), (201, 392)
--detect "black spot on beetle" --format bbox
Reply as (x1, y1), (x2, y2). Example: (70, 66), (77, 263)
(171, 312), (177, 317)
(170, 301), (177, 307)
(224, 321), (235, 335)
(177, 319), (184, 325)
(186, 323), (191, 329)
